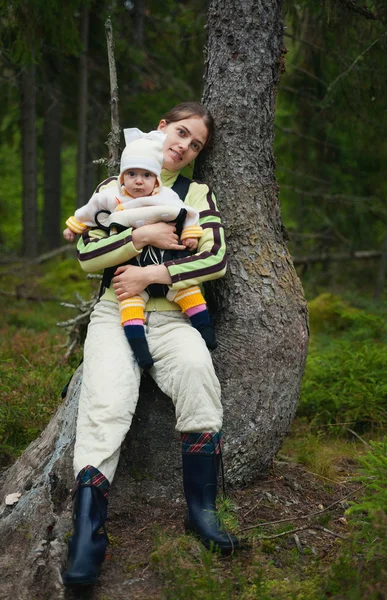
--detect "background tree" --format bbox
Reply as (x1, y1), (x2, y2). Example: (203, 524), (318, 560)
(276, 1), (387, 294)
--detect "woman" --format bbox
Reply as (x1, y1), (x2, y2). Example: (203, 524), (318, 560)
(63, 102), (239, 587)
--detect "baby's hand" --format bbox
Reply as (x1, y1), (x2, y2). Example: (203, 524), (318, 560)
(182, 237), (198, 251)
(63, 228), (76, 242)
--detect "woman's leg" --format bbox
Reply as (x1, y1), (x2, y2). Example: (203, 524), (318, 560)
(148, 311), (238, 553)
(147, 311), (222, 433)
(74, 300), (142, 483)
(64, 300), (142, 586)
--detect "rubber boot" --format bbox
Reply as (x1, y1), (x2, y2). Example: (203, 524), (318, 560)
(62, 485), (108, 586)
(182, 438), (239, 554)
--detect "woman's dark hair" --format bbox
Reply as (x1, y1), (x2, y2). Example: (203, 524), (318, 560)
(161, 102), (214, 148)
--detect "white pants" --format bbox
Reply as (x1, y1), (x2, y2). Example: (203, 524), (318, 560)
(74, 300), (223, 482)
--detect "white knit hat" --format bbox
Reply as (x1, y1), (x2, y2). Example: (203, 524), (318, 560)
(118, 128), (166, 191)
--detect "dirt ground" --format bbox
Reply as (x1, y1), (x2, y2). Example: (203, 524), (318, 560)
(64, 457), (359, 600)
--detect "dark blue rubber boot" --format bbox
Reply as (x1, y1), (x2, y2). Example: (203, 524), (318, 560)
(182, 439), (239, 554)
(62, 485), (108, 586)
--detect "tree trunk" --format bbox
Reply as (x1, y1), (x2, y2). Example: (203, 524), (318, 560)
(76, 7), (89, 208)
(195, 0), (309, 484)
(0, 1), (309, 594)
(133, 0), (145, 48)
(42, 85), (62, 250)
(374, 229), (387, 300)
(20, 65), (38, 257)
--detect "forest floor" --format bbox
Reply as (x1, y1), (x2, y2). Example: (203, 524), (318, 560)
(1, 254), (385, 599)
(63, 447), (364, 600)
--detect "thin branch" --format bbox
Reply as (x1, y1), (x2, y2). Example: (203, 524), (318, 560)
(313, 525), (347, 540)
(346, 429), (372, 449)
(337, 0), (377, 20)
(257, 524), (347, 541)
(279, 184), (380, 206)
(326, 31), (387, 96)
(258, 524), (312, 540)
(0, 246), (75, 268)
(241, 483), (370, 532)
(274, 125), (342, 149)
(292, 250), (382, 267)
(105, 17), (121, 176)
(0, 288), (59, 302)
(287, 64), (328, 88)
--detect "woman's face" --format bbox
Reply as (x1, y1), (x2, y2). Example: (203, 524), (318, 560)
(158, 116), (209, 172)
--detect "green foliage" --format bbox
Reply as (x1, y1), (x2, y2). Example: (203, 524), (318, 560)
(0, 0), (84, 65)
(216, 496), (240, 534)
(348, 439), (387, 558)
(0, 325), (81, 462)
(276, 2), (387, 290)
(298, 294), (387, 429)
(308, 293), (385, 339)
(318, 439), (387, 599)
(151, 534), (270, 600)
(0, 255), (90, 462)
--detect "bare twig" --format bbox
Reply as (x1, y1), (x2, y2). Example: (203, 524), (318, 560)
(313, 525), (347, 540)
(243, 496), (264, 519)
(20, 354), (34, 368)
(337, 0), (377, 20)
(105, 16), (121, 176)
(293, 533), (303, 552)
(0, 288), (59, 302)
(346, 429), (372, 449)
(241, 483), (370, 532)
(301, 469), (344, 485)
(258, 525), (312, 540)
(274, 125), (341, 149)
(57, 289), (99, 358)
(0, 247), (76, 277)
(293, 250), (382, 267)
(258, 524), (347, 541)
(326, 31), (387, 95)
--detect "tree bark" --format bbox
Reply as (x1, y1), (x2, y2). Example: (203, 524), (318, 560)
(42, 85), (62, 250)
(133, 0), (145, 48)
(105, 16), (121, 176)
(76, 7), (89, 208)
(195, 0), (309, 484)
(20, 65), (38, 258)
(374, 230), (387, 300)
(0, 1), (309, 594)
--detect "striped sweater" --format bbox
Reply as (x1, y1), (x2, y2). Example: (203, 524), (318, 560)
(76, 169), (227, 310)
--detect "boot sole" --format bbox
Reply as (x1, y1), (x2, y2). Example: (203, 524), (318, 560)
(184, 523), (240, 555)
(62, 576), (98, 587)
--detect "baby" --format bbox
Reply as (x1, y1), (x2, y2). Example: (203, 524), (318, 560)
(64, 129), (217, 370)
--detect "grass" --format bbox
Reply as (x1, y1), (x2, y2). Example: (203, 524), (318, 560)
(0, 254), (94, 463)
(280, 419), (363, 484)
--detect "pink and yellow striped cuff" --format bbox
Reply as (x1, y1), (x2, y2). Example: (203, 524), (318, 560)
(174, 286), (205, 312)
(119, 296), (146, 324)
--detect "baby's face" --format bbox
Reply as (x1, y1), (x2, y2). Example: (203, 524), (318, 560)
(123, 169), (157, 198)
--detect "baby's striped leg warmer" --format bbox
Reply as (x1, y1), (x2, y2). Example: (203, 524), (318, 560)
(174, 286), (217, 350)
(119, 296), (154, 370)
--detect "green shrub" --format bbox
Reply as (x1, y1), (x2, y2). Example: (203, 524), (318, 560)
(308, 293), (386, 340)
(299, 294), (387, 429)
(318, 439), (387, 599)
(299, 340), (387, 428)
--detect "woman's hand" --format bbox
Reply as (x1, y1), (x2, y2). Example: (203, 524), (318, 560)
(112, 264), (172, 300)
(132, 222), (186, 251)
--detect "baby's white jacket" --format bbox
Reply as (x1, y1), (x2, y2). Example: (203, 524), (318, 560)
(66, 186), (202, 241)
